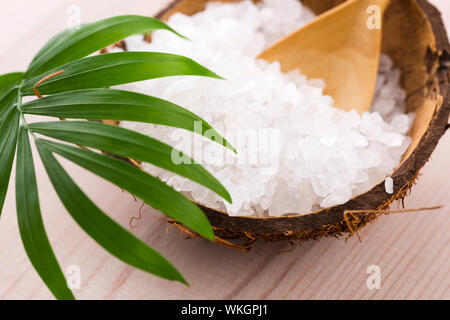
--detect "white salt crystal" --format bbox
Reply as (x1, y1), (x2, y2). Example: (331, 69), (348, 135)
(385, 177), (394, 194)
(321, 187), (353, 208)
(372, 98), (396, 118)
(378, 54), (394, 72)
(117, 0), (413, 217)
(390, 114), (413, 134)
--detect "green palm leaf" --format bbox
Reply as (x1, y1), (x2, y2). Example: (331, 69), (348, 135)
(16, 127), (75, 300)
(0, 72), (23, 100)
(22, 52), (220, 95)
(0, 88), (19, 122)
(25, 15), (184, 79)
(22, 52), (222, 96)
(36, 139), (214, 241)
(29, 28), (80, 67)
(36, 140), (187, 284)
(0, 96), (20, 216)
(22, 88), (235, 152)
(28, 121), (232, 203)
(1, 13), (233, 299)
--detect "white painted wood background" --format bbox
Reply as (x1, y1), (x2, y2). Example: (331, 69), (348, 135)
(0, 0), (448, 300)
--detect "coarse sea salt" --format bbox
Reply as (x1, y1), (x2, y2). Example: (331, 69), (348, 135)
(385, 177), (394, 194)
(116, 0), (414, 217)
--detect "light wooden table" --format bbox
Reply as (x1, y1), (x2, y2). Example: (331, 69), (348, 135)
(0, 0), (448, 300)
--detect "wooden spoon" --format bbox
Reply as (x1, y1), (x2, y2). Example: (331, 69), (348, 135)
(258, 0), (391, 113)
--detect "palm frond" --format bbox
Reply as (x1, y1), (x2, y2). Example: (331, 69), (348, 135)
(0, 15), (232, 299)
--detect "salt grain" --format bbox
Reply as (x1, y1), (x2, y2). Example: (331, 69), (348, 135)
(117, 0), (413, 217)
(385, 177), (394, 194)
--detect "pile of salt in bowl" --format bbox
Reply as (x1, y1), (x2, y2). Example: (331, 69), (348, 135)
(117, 0), (414, 217)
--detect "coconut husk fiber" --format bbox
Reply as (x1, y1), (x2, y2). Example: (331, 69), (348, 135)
(104, 0), (450, 251)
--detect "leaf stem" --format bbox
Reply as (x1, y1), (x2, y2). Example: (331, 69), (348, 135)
(19, 70), (64, 139)
(32, 70), (64, 99)
(16, 83), (37, 139)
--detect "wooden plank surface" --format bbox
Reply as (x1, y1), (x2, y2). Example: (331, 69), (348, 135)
(0, 0), (448, 300)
